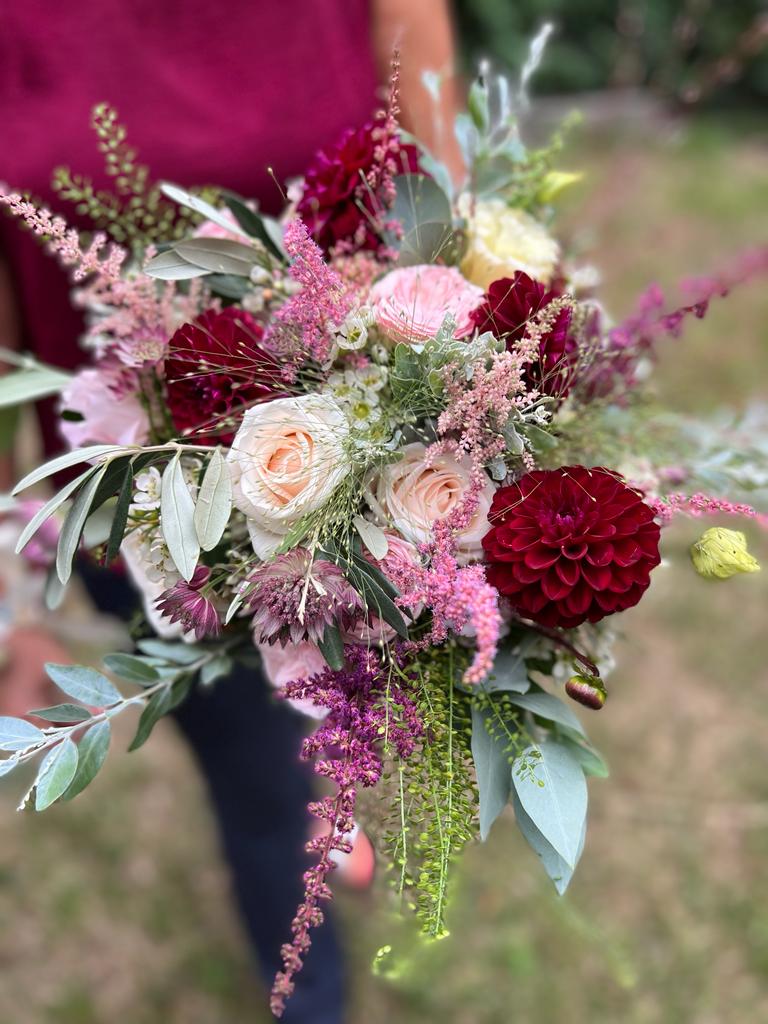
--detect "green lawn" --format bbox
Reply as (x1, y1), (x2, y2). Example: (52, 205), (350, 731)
(1, 110), (767, 1024)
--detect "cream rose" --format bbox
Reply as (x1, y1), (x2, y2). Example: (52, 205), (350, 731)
(368, 443), (496, 564)
(227, 395), (350, 559)
(460, 196), (560, 291)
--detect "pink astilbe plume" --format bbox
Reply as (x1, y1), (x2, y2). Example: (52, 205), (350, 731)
(270, 647), (421, 1016)
(651, 492), (768, 530)
(265, 219), (352, 364)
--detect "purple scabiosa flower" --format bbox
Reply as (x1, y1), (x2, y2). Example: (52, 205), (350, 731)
(155, 566), (221, 640)
(247, 548), (363, 646)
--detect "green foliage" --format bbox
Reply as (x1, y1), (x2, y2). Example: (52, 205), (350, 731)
(52, 104), (208, 248)
(382, 646), (478, 939)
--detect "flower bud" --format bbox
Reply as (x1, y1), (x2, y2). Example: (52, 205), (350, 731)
(536, 170), (583, 204)
(690, 527), (760, 581)
(565, 674), (606, 710)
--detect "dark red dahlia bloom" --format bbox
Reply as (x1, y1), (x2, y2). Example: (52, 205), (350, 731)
(482, 466), (661, 629)
(166, 307), (281, 442)
(470, 272), (578, 399)
(297, 120), (419, 255)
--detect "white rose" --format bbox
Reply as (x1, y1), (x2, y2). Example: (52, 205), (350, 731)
(459, 196), (560, 290)
(227, 395), (350, 559)
(368, 442), (496, 565)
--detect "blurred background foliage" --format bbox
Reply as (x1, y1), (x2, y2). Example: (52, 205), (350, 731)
(455, 0), (768, 108)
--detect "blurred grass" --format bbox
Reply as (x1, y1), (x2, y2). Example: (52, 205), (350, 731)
(1, 110), (767, 1024)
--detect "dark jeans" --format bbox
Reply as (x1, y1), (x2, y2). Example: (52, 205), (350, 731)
(79, 563), (345, 1023)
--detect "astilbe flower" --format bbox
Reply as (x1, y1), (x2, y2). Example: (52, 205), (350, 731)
(297, 54), (419, 256)
(155, 566), (221, 639)
(650, 492), (768, 530)
(482, 466), (662, 629)
(165, 306), (283, 441)
(270, 647), (421, 1017)
(469, 271), (578, 399)
(247, 548), (363, 646)
(265, 219), (353, 364)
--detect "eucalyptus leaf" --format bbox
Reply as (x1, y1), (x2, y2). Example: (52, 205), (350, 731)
(44, 566), (67, 611)
(483, 640), (535, 694)
(194, 448), (232, 551)
(200, 654), (233, 686)
(45, 663), (122, 708)
(559, 737), (609, 779)
(0, 365), (72, 409)
(61, 720), (111, 801)
(35, 738), (79, 811)
(55, 463), (107, 584)
(103, 653), (160, 684)
(128, 687), (174, 752)
(205, 273), (250, 300)
(15, 466), (95, 554)
(29, 704), (92, 724)
(223, 194), (287, 260)
(160, 453), (200, 581)
(12, 445), (127, 495)
(160, 183), (251, 238)
(352, 515), (389, 560)
(390, 174), (452, 238)
(471, 704), (512, 841)
(0, 716), (45, 752)
(512, 790), (585, 895)
(136, 639), (204, 664)
(398, 221), (458, 268)
(512, 740), (587, 869)
(175, 238), (259, 276)
(105, 464), (135, 565)
(508, 689), (586, 738)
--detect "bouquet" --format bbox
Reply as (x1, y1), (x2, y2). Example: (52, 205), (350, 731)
(1, 49), (765, 1017)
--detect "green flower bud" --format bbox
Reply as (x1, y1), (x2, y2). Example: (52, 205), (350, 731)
(565, 674), (606, 710)
(690, 527), (760, 581)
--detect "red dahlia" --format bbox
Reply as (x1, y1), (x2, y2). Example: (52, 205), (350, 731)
(166, 307), (281, 442)
(470, 272), (577, 399)
(482, 466), (661, 629)
(297, 119), (419, 255)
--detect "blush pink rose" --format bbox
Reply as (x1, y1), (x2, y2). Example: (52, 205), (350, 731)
(369, 265), (483, 344)
(60, 364), (149, 449)
(368, 442), (496, 565)
(258, 641), (328, 719)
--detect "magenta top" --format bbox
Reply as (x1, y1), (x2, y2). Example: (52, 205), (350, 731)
(0, 1), (379, 453)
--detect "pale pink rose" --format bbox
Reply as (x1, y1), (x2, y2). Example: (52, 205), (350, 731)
(368, 442), (496, 565)
(342, 532), (424, 646)
(369, 265), (483, 344)
(60, 364), (149, 449)
(258, 641), (328, 719)
(227, 395), (350, 559)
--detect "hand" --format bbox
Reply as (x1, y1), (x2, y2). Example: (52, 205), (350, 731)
(0, 625), (71, 718)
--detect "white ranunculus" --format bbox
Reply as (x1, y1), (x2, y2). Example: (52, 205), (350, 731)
(227, 395), (350, 559)
(367, 442), (496, 565)
(459, 196), (560, 290)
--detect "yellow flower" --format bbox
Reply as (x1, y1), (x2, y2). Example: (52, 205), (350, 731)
(459, 197), (560, 291)
(536, 171), (583, 204)
(690, 527), (761, 580)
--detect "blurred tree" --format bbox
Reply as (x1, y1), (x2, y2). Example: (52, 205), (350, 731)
(454, 0), (768, 108)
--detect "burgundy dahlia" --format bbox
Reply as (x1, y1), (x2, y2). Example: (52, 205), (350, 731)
(470, 272), (577, 399)
(297, 119), (419, 256)
(482, 466), (661, 629)
(166, 307), (281, 442)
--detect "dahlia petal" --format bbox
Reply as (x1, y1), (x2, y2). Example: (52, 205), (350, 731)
(524, 546), (560, 570)
(585, 542), (614, 566)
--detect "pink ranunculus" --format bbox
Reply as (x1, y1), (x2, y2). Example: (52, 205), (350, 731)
(60, 362), (149, 449)
(258, 641), (328, 719)
(369, 265), (483, 344)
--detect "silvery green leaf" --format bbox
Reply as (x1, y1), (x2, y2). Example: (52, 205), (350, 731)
(35, 738), (79, 811)
(512, 741), (587, 869)
(136, 639), (204, 664)
(194, 447), (232, 551)
(454, 112), (480, 166)
(223, 195), (287, 260)
(200, 654), (233, 687)
(471, 704), (512, 841)
(175, 238), (259, 276)
(488, 457), (507, 481)
(128, 686), (177, 752)
(512, 790), (585, 895)
(502, 418), (525, 455)
(468, 77), (490, 133)
(352, 515), (388, 560)
(15, 466), (95, 554)
(160, 183), (251, 238)
(103, 653), (160, 684)
(143, 249), (211, 280)
(0, 757), (20, 777)
(44, 566), (66, 610)
(483, 642), (533, 694)
(13, 445), (126, 495)
(508, 689), (586, 738)
(56, 462), (107, 584)
(0, 716), (45, 752)
(390, 174), (452, 238)
(29, 704), (92, 724)
(161, 453), (200, 581)
(398, 221), (459, 267)
(45, 663), (122, 708)
(517, 21), (554, 110)
(61, 720), (111, 801)
(205, 273), (249, 299)
(0, 365), (72, 408)
(560, 737), (609, 779)
(224, 587), (248, 625)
